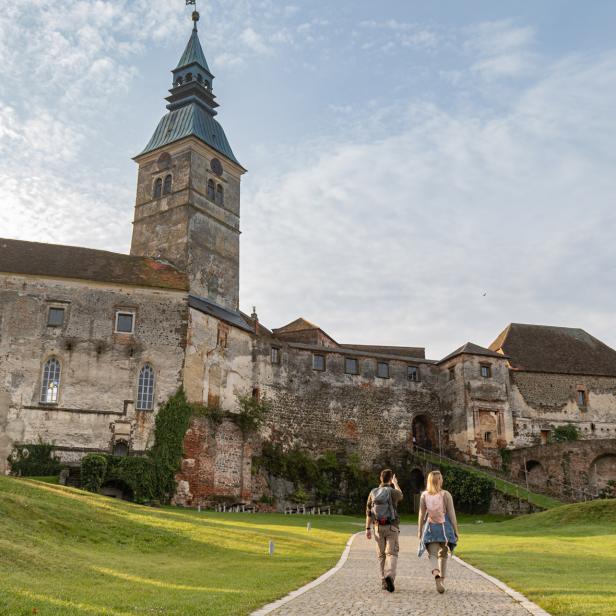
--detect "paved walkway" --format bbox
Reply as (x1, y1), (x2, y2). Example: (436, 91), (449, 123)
(269, 526), (534, 616)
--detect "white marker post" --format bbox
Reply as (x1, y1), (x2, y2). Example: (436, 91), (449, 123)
(269, 540), (275, 556)
(307, 521), (312, 532)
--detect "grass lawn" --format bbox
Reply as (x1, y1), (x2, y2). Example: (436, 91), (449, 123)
(0, 476), (358, 616)
(456, 498), (616, 616)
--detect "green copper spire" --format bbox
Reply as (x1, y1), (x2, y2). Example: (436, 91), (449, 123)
(138, 8), (241, 167)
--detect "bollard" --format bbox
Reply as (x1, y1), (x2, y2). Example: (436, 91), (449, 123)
(307, 521), (312, 532)
(198, 504), (201, 513)
(269, 540), (275, 556)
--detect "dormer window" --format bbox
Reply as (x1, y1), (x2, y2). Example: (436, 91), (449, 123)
(153, 178), (162, 198)
(163, 174), (172, 195)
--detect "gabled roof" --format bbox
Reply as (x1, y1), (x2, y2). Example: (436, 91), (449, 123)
(490, 323), (616, 377)
(0, 238), (188, 291)
(176, 28), (210, 72)
(273, 318), (320, 334)
(139, 103), (241, 165)
(439, 342), (504, 364)
(340, 344), (426, 359)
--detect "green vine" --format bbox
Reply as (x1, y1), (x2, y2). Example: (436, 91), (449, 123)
(8, 439), (62, 477)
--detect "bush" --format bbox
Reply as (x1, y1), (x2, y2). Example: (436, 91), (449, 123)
(81, 454), (108, 492)
(552, 424), (580, 443)
(233, 394), (271, 435)
(8, 440), (62, 477)
(439, 463), (494, 513)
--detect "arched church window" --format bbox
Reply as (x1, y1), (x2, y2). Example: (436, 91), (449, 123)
(216, 184), (224, 205)
(163, 175), (172, 195)
(41, 357), (61, 404)
(137, 364), (155, 411)
(204, 80), (210, 90)
(175, 76), (183, 86)
(197, 74), (203, 83)
(207, 179), (215, 201)
(153, 178), (162, 198)
(186, 72), (193, 82)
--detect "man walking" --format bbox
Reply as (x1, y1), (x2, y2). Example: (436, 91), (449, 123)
(365, 469), (403, 592)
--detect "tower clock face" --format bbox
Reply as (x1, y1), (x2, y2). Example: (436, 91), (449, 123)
(210, 158), (223, 176)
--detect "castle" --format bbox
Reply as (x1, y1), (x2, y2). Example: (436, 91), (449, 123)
(2, 14), (616, 506)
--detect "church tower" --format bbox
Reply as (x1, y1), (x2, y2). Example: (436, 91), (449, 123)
(131, 10), (245, 311)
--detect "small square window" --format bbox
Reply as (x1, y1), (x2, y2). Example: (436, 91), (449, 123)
(484, 431), (493, 443)
(377, 362), (389, 379)
(407, 366), (419, 381)
(115, 312), (135, 334)
(449, 367), (455, 381)
(47, 307), (65, 327)
(313, 354), (325, 371)
(345, 357), (359, 375)
(271, 347), (280, 364)
(481, 364), (492, 378)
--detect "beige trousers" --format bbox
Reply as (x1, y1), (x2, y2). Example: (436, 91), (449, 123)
(374, 525), (399, 580)
(427, 542), (449, 579)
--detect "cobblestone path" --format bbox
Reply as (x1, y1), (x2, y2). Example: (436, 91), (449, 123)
(270, 526), (533, 616)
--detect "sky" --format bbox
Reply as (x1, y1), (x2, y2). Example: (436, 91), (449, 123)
(1, 0), (615, 359)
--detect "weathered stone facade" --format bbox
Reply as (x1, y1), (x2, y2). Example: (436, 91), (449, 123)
(2, 19), (616, 509)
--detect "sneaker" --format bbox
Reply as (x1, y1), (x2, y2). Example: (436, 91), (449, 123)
(385, 576), (395, 593)
(435, 576), (445, 594)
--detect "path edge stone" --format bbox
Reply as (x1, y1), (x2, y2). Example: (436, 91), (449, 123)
(250, 532), (362, 616)
(452, 555), (551, 616)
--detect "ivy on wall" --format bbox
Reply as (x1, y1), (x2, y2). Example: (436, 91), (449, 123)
(7, 440), (62, 477)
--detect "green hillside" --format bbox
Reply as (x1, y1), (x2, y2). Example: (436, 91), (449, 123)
(0, 477), (356, 616)
(457, 498), (616, 616)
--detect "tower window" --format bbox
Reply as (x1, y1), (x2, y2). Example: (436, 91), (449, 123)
(271, 347), (280, 364)
(175, 76), (183, 86)
(163, 174), (172, 195)
(313, 354), (325, 371)
(47, 307), (65, 327)
(207, 179), (215, 201)
(216, 184), (224, 205)
(407, 366), (420, 381)
(137, 364), (155, 411)
(377, 362), (389, 379)
(197, 73), (203, 83)
(449, 367), (455, 381)
(40, 357), (61, 404)
(186, 72), (193, 82)
(345, 358), (359, 375)
(480, 364), (492, 378)
(577, 389), (588, 407)
(153, 178), (162, 198)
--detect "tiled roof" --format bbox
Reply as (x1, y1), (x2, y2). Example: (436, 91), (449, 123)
(188, 295), (253, 332)
(440, 342), (505, 364)
(490, 323), (616, 376)
(0, 238), (188, 291)
(341, 344), (426, 359)
(139, 102), (241, 165)
(273, 318), (320, 334)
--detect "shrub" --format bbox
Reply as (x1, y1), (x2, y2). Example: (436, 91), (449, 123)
(552, 424), (580, 443)
(8, 440), (62, 477)
(439, 463), (494, 513)
(233, 394), (271, 435)
(81, 454), (108, 492)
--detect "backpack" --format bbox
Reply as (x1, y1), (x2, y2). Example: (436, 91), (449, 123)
(369, 486), (396, 525)
(425, 492), (445, 524)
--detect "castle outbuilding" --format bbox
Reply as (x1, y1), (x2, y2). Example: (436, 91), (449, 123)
(1, 14), (615, 505)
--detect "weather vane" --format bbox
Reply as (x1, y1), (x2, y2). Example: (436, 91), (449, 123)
(185, 0), (199, 29)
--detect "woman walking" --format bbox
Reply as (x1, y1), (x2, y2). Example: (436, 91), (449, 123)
(417, 470), (459, 593)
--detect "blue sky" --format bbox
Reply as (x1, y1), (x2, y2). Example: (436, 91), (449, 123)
(1, 0), (616, 358)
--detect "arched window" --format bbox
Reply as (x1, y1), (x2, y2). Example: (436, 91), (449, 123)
(153, 178), (162, 198)
(207, 179), (215, 201)
(186, 72), (193, 82)
(204, 80), (210, 90)
(163, 174), (172, 195)
(216, 184), (224, 205)
(197, 73), (203, 83)
(176, 76), (183, 86)
(137, 364), (155, 411)
(41, 357), (61, 403)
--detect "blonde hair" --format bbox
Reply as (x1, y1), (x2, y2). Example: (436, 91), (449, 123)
(426, 470), (443, 495)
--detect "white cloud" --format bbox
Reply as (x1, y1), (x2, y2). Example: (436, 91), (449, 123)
(240, 50), (616, 358)
(240, 27), (272, 55)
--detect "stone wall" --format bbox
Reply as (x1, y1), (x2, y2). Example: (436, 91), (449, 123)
(509, 372), (616, 447)
(508, 438), (616, 499)
(0, 274), (187, 472)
